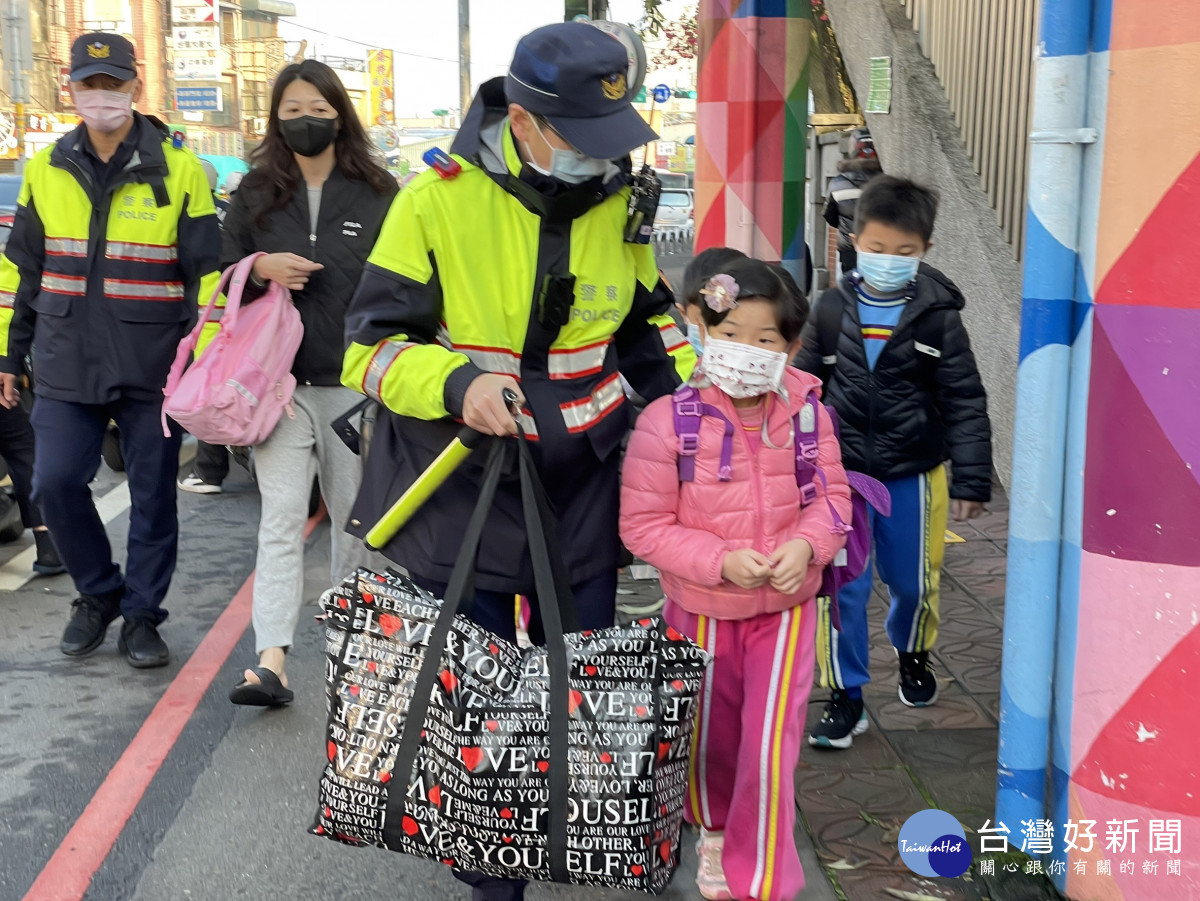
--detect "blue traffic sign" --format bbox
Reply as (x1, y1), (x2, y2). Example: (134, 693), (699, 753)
(652, 83), (672, 104)
(176, 86), (221, 112)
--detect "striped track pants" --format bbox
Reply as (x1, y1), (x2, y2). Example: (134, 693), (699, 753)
(666, 600), (816, 901)
(817, 464), (949, 691)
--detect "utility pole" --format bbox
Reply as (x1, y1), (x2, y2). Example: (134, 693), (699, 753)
(3, 0), (30, 175)
(458, 0), (470, 121)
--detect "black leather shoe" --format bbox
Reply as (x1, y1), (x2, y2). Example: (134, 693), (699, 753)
(118, 619), (170, 669)
(60, 595), (119, 656)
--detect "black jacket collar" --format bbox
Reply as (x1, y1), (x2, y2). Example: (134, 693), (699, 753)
(53, 112), (170, 177)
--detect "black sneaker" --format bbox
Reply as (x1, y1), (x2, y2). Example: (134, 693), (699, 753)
(118, 619), (170, 669)
(898, 651), (940, 707)
(60, 595), (120, 656)
(808, 690), (868, 749)
(32, 530), (67, 576)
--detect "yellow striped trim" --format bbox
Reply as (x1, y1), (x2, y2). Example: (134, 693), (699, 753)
(687, 614), (708, 825)
(762, 609), (805, 899)
(815, 595), (832, 689)
(861, 327), (893, 338)
(913, 465), (948, 650)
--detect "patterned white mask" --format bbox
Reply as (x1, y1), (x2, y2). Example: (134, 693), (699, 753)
(701, 338), (788, 399)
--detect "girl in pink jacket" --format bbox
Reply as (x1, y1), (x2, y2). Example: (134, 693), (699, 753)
(621, 258), (851, 901)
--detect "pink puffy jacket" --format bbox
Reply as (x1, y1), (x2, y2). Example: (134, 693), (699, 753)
(620, 368), (852, 620)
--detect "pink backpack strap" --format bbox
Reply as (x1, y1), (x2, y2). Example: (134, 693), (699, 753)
(672, 385), (735, 482)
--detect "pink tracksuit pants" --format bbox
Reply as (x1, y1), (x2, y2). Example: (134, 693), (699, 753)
(666, 599), (817, 901)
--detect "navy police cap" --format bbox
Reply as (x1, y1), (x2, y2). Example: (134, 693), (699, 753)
(506, 22), (657, 161)
(70, 32), (137, 82)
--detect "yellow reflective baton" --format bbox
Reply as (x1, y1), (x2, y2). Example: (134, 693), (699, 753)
(364, 426), (485, 550)
(364, 389), (521, 551)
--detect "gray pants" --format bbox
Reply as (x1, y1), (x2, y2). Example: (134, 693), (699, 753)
(251, 385), (383, 653)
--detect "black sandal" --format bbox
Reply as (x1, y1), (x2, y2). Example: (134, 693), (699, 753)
(229, 666), (294, 707)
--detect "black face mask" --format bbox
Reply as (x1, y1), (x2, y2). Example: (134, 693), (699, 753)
(279, 115), (338, 157)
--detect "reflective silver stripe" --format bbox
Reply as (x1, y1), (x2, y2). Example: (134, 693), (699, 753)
(42, 274), (87, 295)
(226, 379), (259, 406)
(106, 241), (178, 262)
(436, 324), (523, 376)
(205, 307), (224, 322)
(548, 340), (610, 380)
(0, 290), (13, 309)
(103, 279), (184, 300)
(831, 188), (862, 202)
(45, 237), (88, 257)
(516, 410), (539, 440)
(560, 373), (624, 434)
(362, 339), (415, 403)
(450, 344), (521, 377)
(659, 323), (687, 353)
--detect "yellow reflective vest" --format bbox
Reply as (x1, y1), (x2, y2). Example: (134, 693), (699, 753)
(341, 84), (694, 591)
(0, 114), (223, 403)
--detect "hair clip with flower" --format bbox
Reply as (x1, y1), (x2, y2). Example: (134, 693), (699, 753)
(700, 274), (740, 313)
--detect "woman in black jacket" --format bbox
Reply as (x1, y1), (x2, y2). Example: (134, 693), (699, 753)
(223, 59), (397, 706)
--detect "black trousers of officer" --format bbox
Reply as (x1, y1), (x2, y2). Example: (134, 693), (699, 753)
(0, 400), (45, 529)
(32, 395), (181, 624)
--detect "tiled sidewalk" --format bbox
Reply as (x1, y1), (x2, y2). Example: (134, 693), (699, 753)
(620, 487), (1057, 900)
(796, 489), (1054, 900)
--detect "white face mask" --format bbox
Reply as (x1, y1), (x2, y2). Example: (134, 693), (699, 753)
(525, 118), (608, 184)
(701, 337), (788, 399)
(74, 88), (134, 133)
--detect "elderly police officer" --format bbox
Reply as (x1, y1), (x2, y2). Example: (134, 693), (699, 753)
(0, 33), (222, 668)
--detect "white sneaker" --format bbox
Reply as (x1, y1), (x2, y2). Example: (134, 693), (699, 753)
(695, 828), (733, 900)
(178, 472), (222, 494)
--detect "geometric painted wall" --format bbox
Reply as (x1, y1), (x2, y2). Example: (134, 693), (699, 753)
(1009, 1), (1200, 897)
(694, 0), (810, 280)
(1063, 0), (1200, 891)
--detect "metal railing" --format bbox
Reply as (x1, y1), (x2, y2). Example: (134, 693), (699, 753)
(901, 0), (1038, 258)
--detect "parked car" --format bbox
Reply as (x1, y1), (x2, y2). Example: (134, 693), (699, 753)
(653, 168), (691, 191)
(655, 188), (694, 228)
(0, 173), (22, 255)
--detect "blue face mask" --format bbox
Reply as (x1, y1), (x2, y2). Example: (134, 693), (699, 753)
(686, 322), (705, 357)
(856, 250), (920, 293)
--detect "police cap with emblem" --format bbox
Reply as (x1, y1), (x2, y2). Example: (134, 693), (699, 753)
(506, 22), (657, 161)
(70, 32), (138, 83)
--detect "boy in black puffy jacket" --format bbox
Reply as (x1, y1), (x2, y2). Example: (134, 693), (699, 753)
(795, 175), (992, 749)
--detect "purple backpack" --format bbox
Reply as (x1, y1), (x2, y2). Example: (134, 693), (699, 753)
(672, 384), (891, 630)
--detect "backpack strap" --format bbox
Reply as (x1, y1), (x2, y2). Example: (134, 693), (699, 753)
(793, 392), (853, 536)
(672, 385), (735, 482)
(792, 394), (821, 506)
(816, 290), (845, 370)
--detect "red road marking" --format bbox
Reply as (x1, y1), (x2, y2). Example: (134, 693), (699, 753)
(21, 512), (324, 901)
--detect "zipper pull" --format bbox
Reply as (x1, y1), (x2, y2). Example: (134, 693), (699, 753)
(309, 233), (316, 251)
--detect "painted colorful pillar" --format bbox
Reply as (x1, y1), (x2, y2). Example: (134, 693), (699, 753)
(693, 0), (811, 281)
(1006, 0), (1200, 897)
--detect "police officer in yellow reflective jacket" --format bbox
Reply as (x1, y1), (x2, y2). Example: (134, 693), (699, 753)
(343, 20), (693, 888)
(0, 34), (222, 669)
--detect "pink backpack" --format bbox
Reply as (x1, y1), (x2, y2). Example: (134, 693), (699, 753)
(162, 252), (304, 445)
